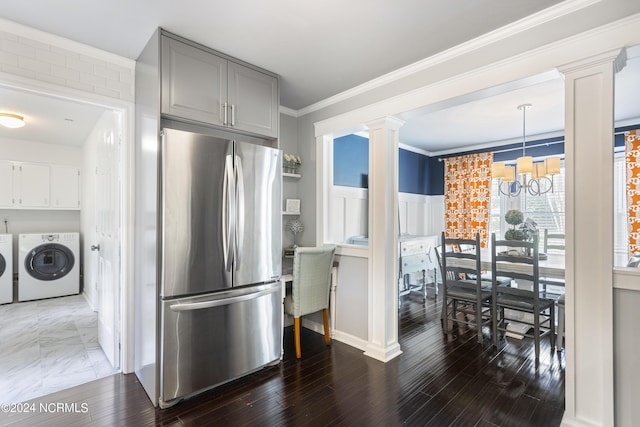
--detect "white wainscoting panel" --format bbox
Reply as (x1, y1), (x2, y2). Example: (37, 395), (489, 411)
(330, 186), (368, 244)
(399, 193), (445, 237)
(329, 186), (445, 244)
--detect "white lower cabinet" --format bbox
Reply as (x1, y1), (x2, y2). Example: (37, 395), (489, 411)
(0, 160), (80, 210)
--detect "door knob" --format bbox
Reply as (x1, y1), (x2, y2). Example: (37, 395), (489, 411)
(91, 244), (100, 251)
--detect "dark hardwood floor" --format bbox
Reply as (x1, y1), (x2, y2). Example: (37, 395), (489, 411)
(0, 293), (564, 426)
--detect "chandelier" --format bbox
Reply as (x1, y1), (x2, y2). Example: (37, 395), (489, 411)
(491, 104), (560, 197)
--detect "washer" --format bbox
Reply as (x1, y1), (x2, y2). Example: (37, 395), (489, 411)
(19, 233), (79, 302)
(0, 234), (12, 304)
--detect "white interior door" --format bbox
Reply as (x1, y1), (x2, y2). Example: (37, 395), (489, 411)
(95, 112), (122, 369)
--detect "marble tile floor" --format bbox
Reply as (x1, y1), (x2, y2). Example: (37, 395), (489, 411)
(0, 294), (118, 404)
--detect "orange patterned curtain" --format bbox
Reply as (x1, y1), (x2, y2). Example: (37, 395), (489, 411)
(626, 130), (640, 256)
(444, 152), (493, 247)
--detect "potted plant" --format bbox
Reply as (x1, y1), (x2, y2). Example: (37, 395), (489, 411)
(504, 209), (526, 241)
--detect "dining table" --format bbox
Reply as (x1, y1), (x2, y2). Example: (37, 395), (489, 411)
(443, 248), (565, 338)
(446, 249), (565, 281)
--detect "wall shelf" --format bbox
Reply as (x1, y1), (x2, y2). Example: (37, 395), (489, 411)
(283, 172), (301, 179)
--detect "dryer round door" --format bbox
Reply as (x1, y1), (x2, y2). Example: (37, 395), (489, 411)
(0, 253), (5, 278)
(24, 243), (75, 281)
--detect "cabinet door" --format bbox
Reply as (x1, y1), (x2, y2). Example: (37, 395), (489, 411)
(161, 36), (227, 127)
(19, 163), (50, 208)
(51, 166), (80, 209)
(0, 160), (15, 208)
(228, 62), (278, 138)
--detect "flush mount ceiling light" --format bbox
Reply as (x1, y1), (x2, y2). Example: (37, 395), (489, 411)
(0, 113), (26, 128)
(491, 104), (561, 197)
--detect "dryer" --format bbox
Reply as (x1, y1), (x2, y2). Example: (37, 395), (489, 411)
(19, 233), (79, 302)
(0, 234), (12, 304)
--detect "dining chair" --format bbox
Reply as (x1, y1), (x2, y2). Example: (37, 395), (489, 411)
(627, 253), (640, 268)
(441, 232), (492, 344)
(540, 229), (565, 297)
(284, 244), (337, 359)
(491, 233), (556, 364)
(543, 229), (565, 253)
(556, 293), (565, 350)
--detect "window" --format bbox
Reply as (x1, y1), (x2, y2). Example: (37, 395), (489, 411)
(489, 161), (566, 252)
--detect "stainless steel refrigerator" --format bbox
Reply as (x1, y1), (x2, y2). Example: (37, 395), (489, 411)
(135, 127), (283, 408)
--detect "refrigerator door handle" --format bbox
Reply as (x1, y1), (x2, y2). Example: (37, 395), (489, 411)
(235, 155), (245, 270)
(222, 154), (235, 272)
(169, 286), (279, 312)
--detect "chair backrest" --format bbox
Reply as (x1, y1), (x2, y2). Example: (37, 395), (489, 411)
(291, 244), (337, 317)
(441, 232), (481, 290)
(491, 233), (540, 300)
(627, 253), (640, 268)
(434, 237), (460, 283)
(544, 229), (565, 253)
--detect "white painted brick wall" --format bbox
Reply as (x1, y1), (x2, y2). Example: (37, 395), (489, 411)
(0, 27), (134, 102)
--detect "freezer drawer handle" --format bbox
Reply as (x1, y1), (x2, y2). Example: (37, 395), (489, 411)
(169, 287), (279, 312)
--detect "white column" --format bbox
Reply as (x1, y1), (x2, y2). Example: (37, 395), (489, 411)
(363, 116), (404, 362)
(559, 49), (621, 427)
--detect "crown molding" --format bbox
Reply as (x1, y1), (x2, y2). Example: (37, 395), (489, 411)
(429, 130), (566, 157)
(0, 18), (135, 69)
(295, 0), (601, 117)
(279, 106), (298, 117)
(398, 143), (433, 157)
(313, 11), (640, 138)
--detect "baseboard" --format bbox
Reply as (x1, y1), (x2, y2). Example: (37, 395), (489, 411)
(300, 318), (369, 352)
(82, 292), (97, 312)
(560, 413), (603, 427)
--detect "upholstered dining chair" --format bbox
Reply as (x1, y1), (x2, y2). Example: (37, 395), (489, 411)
(284, 244), (336, 359)
(491, 233), (556, 364)
(441, 232), (492, 344)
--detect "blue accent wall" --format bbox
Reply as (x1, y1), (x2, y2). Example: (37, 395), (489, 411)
(398, 149), (427, 194)
(332, 124), (639, 198)
(427, 156), (445, 195)
(333, 135), (441, 195)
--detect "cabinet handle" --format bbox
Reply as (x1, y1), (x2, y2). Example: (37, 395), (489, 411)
(230, 104), (235, 126)
(223, 102), (228, 125)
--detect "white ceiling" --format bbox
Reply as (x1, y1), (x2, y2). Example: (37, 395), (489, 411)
(0, 1), (638, 152)
(0, 87), (106, 146)
(400, 46), (640, 153)
(0, 0), (562, 110)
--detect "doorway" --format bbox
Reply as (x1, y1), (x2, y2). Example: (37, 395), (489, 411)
(0, 82), (129, 403)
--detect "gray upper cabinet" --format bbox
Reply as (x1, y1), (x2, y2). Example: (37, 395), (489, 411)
(162, 37), (227, 128)
(228, 62), (278, 138)
(161, 35), (278, 139)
